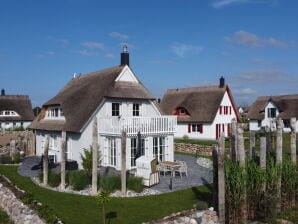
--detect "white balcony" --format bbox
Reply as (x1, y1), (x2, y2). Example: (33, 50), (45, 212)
(99, 116), (177, 136)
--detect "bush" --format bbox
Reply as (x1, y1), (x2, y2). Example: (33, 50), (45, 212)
(100, 175), (121, 192)
(193, 201), (208, 210)
(81, 148), (93, 177)
(11, 152), (20, 164)
(38, 170), (61, 188)
(127, 176), (144, 193)
(68, 170), (90, 191)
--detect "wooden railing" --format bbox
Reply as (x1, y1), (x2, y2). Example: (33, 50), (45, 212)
(99, 116), (176, 136)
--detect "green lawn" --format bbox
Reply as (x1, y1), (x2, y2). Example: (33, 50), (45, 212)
(175, 138), (217, 146)
(0, 165), (213, 224)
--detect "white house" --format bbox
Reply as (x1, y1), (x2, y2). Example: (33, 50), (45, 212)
(248, 94), (298, 132)
(29, 48), (176, 170)
(160, 77), (239, 140)
(0, 90), (34, 130)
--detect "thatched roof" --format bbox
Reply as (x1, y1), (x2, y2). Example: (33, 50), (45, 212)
(160, 85), (239, 123)
(0, 95), (34, 122)
(29, 65), (156, 133)
(248, 94), (298, 120)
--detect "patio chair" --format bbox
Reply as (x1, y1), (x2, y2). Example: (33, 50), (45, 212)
(175, 161), (188, 178)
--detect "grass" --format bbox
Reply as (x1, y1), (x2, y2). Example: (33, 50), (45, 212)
(278, 204), (298, 223)
(0, 208), (13, 224)
(0, 165), (213, 224)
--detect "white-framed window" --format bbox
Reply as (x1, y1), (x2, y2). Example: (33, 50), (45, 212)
(108, 138), (117, 166)
(153, 136), (167, 162)
(0, 110), (19, 117)
(133, 103), (140, 116)
(46, 107), (64, 119)
(267, 108), (276, 118)
(179, 108), (186, 115)
(112, 103), (120, 116)
(131, 138), (137, 167)
(49, 134), (59, 151)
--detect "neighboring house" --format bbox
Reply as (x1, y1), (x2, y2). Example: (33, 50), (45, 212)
(160, 77), (239, 140)
(0, 89), (34, 130)
(248, 94), (298, 132)
(29, 48), (176, 170)
(238, 106), (249, 120)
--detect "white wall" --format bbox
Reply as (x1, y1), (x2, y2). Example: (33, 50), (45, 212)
(34, 98), (173, 170)
(175, 91), (238, 140)
(0, 121), (31, 130)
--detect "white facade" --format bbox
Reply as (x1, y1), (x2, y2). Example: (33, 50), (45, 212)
(0, 121), (31, 130)
(35, 66), (176, 170)
(175, 91), (238, 140)
(249, 101), (298, 132)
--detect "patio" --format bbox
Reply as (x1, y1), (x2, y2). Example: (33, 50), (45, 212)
(18, 153), (213, 193)
(151, 153), (213, 193)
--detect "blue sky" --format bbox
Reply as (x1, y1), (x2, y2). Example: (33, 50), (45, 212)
(0, 0), (297, 107)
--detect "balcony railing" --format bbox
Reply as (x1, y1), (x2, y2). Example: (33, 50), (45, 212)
(99, 116), (177, 136)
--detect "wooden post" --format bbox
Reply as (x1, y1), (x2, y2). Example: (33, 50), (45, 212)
(121, 131), (127, 197)
(91, 117), (98, 196)
(290, 117), (296, 165)
(212, 145), (218, 213)
(43, 135), (49, 185)
(249, 131), (255, 158)
(60, 131), (66, 190)
(265, 129), (272, 155)
(237, 125), (245, 167)
(218, 133), (225, 224)
(260, 137), (267, 170)
(276, 117), (283, 213)
(231, 118), (237, 162)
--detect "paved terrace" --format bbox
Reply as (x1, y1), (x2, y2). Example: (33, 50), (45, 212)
(18, 153), (213, 193)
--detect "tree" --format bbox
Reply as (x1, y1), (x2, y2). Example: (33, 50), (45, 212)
(33, 106), (41, 116)
(81, 148), (93, 178)
(97, 190), (111, 224)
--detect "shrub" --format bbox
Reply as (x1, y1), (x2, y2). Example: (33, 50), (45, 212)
(68, 170), (90, 191)
(100, 175), (121, 192)
(127, 176), (144, 193)
(193, 201), (208, 210)
(11, 152), (20, 164)
(36, 205), (60, 224)
(38, 170), (61, 187)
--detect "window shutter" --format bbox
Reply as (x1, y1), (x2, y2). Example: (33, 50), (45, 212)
(200, 124), (203, 133)
(229, 106), (232, 115)
(188, 124), (191, 133)
(219, 106), (222, 114)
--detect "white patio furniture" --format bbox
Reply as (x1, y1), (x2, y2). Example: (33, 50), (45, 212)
(174, 160), (188, 178)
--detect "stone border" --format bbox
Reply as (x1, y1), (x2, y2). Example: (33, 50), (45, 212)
(0, 178), (44, 224)
(175, 143), (213, 156)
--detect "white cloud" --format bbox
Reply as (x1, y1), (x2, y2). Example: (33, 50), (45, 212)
(110, 32), (129, 40)
(105, 53), (115, 59)
(212, 0), (248, 9)
(212, 0), (278, 9)
(47, 51), (55, 55)
(81, 41), (104, 49)
(171, 43), (203, 58)
(225, 30), (291, 48)
(76, 49), (93, 56)
(237, 69), (288, 82)
(47, 36), (69, 47)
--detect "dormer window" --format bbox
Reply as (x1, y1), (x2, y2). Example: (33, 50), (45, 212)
(267, 108), (276, 118)
(174, 107), (189, 116)
(179, 108), (186, 115)
(46, 107), (64, 119)
(0, 110), (19, 117)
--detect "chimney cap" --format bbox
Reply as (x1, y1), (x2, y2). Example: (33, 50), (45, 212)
(123, 44), (128, 53)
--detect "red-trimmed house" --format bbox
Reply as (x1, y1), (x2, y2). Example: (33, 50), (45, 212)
(160, 77), (239, 140)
